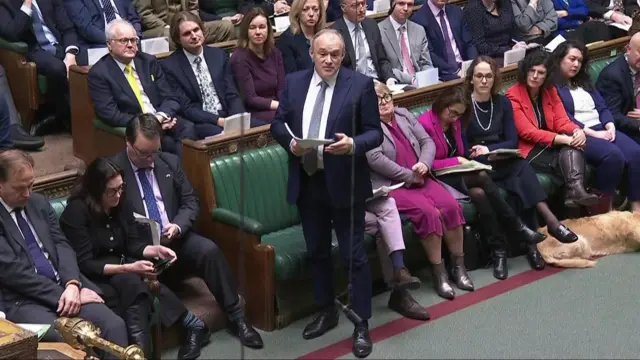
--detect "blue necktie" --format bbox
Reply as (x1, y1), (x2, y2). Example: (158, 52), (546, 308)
(31, 5), (56, 54)
(137, 168), (163, 227)
(100, 0), (117, 24)
(15, 208), (58, 282)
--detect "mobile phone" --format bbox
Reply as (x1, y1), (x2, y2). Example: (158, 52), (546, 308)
(153, 256), (175, 274)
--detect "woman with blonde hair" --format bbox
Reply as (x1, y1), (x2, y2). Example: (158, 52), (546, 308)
(276, 0), (327, 73)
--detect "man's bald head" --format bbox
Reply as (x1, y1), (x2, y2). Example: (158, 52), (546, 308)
(627, 33), (640, 71)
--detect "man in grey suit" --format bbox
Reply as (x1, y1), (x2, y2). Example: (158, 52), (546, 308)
(0, 150), (127, 358)
(379, 0), (433, 85)
(511, 0), (557, 44)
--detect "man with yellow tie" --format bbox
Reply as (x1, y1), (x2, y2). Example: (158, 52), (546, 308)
(88, 19), (213, 157)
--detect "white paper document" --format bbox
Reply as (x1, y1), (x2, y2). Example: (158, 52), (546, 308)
(223, 112), (251, 135)
(369, 182), (404, 200)
(373, 0), (390, 12)
(134, 212), (161, 245)
(18, 324), (50, 341)
(88, 47), (110, 66)
(459, 60), (473, 78)
(503, 48), (526, 66)
(608, 21), (630, 31)
(285, 123), (334, 149)
(415, 68), (439, 88)
(544, 35), (566, 52)
(274, 16), (291, 32)
(141, 37), (170, 55)
(388, 84), (407, 94)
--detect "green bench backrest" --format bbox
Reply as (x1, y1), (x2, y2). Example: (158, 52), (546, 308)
(210, 145), (301, 234)
(50, 198), (68, 220)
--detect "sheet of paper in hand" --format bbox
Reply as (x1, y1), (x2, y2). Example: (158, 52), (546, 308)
(434, 160), (492, 176)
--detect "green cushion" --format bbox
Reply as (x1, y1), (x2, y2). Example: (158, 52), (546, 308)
(410, 105), (430, 119)
(50, 198), (68, 220)
(211, 145), (300, 235)
(588, 57), (616, 82)
(0, 38), (27, 53)
(38, 75), (48, 95)
(93, 118), (126, 137)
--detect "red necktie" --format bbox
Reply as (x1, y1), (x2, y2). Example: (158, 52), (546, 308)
(399, 26), (415, 83)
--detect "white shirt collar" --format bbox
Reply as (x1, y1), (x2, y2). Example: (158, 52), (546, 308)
(0, 198), (14, 214)
(343, 16), (361, 33)
(428, 0), (445, 16)
(114, 57), (135, 72)
(312, 69), (338, 88)
(183, 48), (204, 65)
(127, 152), (154, 173)
(389, 16), (406, 33)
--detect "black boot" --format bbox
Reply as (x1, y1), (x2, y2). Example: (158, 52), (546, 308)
(124, 301), (152, 358)
(449, 253), (474, 291)
(491, 248), (508, 280)
(558, 147), (599, 208)
(525, 244), (545, 270)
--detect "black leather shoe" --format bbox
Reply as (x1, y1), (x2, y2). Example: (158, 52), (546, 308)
(11, 124), (44, 151)
(302, 307), (339, 340)
(388, 288), (430, 321)
(548, 224), (578, 244)
(526, 244), (545, 270)
(29, 115), (59, 137)
(352, 324), (372, 358)
(228, 317), (264, 349)
(514, 219), (547, 244)
(178, 327), (211, 359)
(492, 249), (508, 280)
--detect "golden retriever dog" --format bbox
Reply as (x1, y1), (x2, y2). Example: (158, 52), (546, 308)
(536, 211), (640, 268)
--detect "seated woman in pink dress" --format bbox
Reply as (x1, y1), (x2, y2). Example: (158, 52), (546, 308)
(366, 82), (473, 301)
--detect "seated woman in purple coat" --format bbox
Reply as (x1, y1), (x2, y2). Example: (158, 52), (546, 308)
(230, 8), (286, 123)
(366, 81), (473, 301)
(418, 73), (577, 277)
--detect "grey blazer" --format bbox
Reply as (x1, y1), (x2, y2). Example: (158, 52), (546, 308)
(366, 107), (466, 200)
(378, 17), (433, 85)
(510, 0), (558, 40)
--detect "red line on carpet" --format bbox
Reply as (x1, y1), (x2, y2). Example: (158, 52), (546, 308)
(297, 266), (565, 360)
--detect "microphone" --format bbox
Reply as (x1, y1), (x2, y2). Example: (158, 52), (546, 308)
(334, 298), (364, 326)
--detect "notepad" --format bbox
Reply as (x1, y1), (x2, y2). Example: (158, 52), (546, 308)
(224, 112), (251, 135)
(141, 37), (170, 56)
(544, 35), (566, 52)
(373, 0), (390, 12)
(503, 48), (526, 67)
(415, 68), (439, 88)
(459, 60), (473, 78)
(274, 16), (291, 32)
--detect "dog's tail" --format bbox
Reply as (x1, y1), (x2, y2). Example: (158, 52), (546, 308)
(546, 258), (597, 268)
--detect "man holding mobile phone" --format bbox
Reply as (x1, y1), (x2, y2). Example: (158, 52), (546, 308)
(113, 114), (264, 350)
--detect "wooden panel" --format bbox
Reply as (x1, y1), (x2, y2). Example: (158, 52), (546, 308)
(0, 49), (39, 129)
(33, 169), (80, 199)
(37, 343), (85, 360)
(69, 65), (95, 164)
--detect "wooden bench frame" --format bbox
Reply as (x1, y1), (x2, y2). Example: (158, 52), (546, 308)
(0, 47), (40, 130)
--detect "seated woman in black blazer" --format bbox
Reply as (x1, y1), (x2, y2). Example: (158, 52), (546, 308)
(276, 0), (326, 73)
(60, 158), (209, 359)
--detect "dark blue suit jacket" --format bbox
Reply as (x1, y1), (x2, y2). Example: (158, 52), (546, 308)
(326, 0), (374, 22)
(410, 3), (477, 80)
(0, 0), (79, 52)
(64, 0), (142, 47)
(88, 52), (182, 127)
(161, 46), (245, 125)
(556, 85), (613, 128)
(276, 29), (312, 74)
(595, 56), (640, 136)
(0, 94), (13, 151)
(270, 68), (383, 208)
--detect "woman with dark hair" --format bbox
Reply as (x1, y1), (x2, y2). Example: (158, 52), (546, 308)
(462, 0), (527, 62)
(60, 158), (210, 359)
(230, 7), (286, 122)
(367, 82), (474, 300)
(506, 50), (601, 212)
(551, 40), (640, 213)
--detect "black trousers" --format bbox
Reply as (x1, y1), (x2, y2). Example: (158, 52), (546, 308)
(162, 232), (243, 320)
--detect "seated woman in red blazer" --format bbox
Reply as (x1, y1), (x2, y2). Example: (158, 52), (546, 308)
(505, 51), (602, 213)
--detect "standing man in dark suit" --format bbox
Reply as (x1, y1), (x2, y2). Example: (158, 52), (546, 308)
(596, 33), (640, 140)
(162, 11), (250, 137)
(64, 0), (143, 49)
(112, 114), (264, 350)
(0, 150), (127, 357)
(88, 19), (201, 157)
(410, 0), (477, 81)
(271, 28), (382, 358)
(331, 0), (397, 86)
(0, 0), (87, 133)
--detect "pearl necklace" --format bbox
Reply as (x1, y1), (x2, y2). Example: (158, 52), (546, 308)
(472, 96), (493, 132)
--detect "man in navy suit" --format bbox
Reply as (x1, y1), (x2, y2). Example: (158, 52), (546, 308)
(162, 11), (252, 137)
(271, 28), (382, 358)
(88, 19), (198, 157)
(0, 0), (88, 133)
(410, 0), (476, 81)
(64, 0), (143, 49)
(596, 33), (640, 139)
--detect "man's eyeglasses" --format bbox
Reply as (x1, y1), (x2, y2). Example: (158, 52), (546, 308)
(110, 37), (140, 46)
(131, 144), (160, 158)
(378, 93), (392, 105)
(105, 184), (125, 197)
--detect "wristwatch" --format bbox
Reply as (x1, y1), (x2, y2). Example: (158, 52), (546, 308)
(65, 279), (82, 289)
(66, 48), (79, 56)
